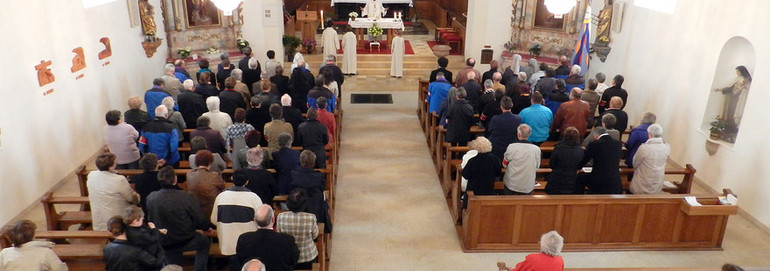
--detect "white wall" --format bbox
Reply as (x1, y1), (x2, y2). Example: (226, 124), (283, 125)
(0, 0), (168, 226)
(589, 0), (770, 227)
(465, 0), (513, 71)
(242, 0), (285, 65)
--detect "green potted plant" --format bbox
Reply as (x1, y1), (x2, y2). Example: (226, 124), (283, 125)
(236, 37), (250, 52)
(177, 46), (191, 59)
(282, 35), (301, 62)
(368, 23), (383, 41)
(709, 116), (727, 140)
(529, 43), (542, 58)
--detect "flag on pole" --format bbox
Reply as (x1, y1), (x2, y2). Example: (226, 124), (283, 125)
(572, 3), (591, 76)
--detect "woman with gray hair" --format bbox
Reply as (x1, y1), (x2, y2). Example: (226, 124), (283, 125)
(124, 95), (150, 132)
(625, 112), (657, 167)
(162, 96), (186, 143)
(461, 137), (501, 196)
(499, 230), (564, 271)
(629, 123), (670, 194)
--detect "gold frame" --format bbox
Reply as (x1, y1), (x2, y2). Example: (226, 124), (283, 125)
(182, 0), (223, 29)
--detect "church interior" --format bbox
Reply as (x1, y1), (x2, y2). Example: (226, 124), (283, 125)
(2, 0), (770, 270)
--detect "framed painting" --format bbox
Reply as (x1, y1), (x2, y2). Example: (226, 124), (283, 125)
(183, 0), (222, 28)
(533, 0), (565, 31)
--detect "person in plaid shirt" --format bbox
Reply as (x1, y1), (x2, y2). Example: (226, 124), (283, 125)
(276, 188), (319, 270)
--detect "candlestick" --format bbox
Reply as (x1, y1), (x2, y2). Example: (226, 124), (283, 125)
(320, 10), (324, 29)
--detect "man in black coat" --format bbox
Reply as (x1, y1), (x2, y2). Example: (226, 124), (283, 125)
(297, 108), (329, 169)
(238, 46), (261, 77)
(318, 55), (345, 98)
(246, 96), (272, 146)
(236, 204), (299, 271)
(289, 61), (315, 112)
(445, 87), (474, 146)
(461, 72), (482, 113)
(177, 82), (207, 129)
(599, 96), (629, 133)
(578, 127), (622, 194)
(271, 66), (291, 96)
(598, 74), (628, 114)
(429, 57), (453, 83)
(146, 166), (213, 271)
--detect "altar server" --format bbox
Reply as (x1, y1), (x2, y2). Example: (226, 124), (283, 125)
(322, 27), (340, 59)
(390, 31), (405, 78)
(342, 26), (358, 75)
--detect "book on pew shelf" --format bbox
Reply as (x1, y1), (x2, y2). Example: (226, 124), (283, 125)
(684, 196), (702, 206)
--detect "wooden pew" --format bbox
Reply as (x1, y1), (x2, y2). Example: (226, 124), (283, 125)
(447, 165), (697, 224)
(460, 189), (738, 252)
(41, 192), (91, 230)
(418, 79), (430, 136)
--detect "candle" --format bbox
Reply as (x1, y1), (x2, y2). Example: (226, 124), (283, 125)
(320, 10), (324, 28)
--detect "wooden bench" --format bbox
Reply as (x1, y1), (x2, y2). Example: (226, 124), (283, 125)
(41, 192), (92, 230)
(460, 189), (738, 252)
(446, 164), (696, 224)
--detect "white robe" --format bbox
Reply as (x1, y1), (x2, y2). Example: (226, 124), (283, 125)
(322, 27), (340, 58)
(342, 32), (358, 74)
(390, 36), (405, 77)
(362, 0), (386, 18)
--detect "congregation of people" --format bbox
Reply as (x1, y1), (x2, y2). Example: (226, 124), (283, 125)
(427, 54), (672, 199)
(0, 47), (342, 271)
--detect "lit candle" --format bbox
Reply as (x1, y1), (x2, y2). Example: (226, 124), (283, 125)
(321, 10), (324, 28)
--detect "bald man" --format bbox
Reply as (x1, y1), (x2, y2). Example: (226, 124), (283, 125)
(482, 60), (499, 83)
(236, 205), (299, 271)
(461, 71), (483, 113)
(455, 58), (482, 86)
(554, 55), (571, 78)
(241, 259), (265, 271)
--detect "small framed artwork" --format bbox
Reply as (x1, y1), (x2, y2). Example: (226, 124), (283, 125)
(184, 0), (222, 28)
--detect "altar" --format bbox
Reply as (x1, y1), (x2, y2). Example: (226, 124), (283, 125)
(349, 18), (405, 49)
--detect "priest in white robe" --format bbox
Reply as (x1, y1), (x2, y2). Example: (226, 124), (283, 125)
(390, 31), (405, 77)
(342, 27), (358, 75)
(322, 27), (340, 58)
(361, 0), (387, 19)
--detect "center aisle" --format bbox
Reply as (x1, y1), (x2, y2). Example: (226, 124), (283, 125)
(328, 77), (512, 269)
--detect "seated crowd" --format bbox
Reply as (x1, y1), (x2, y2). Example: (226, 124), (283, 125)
(426, 55), (672, 197)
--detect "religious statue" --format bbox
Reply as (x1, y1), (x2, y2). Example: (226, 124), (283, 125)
(138, 0), (157, 39)
(361, 0), (388, 19)
(714, 66), (752, 137)
(593, 0), (613, 62)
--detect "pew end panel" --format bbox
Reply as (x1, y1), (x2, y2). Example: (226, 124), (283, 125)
(461, 190), (739, 252)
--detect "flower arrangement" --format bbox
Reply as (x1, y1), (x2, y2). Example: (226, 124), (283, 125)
(503, 41), (518, 53)
(528, 43), (542, 57)
(709, 116), (728, 139)
(301, 38), (317, 50)
(368, 23), (383, 38)
(348, 11), (359, 19)
(177, 46), (191, 59)
(236, 37), (249, 50)
(206, 45), (221, 55)
(283, 35), (301, 58)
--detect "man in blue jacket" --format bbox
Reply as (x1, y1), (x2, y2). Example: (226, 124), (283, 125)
(140, 105), (180, 167)
(144, 78), (177, 119)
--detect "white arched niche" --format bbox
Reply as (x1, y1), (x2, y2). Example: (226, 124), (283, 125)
(700, 36), (755, 146)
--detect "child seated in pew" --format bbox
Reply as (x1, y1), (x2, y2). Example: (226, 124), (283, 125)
(123, 206), (167, 264)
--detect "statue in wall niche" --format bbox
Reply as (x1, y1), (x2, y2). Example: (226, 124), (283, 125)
(139, 0), (157, 40)
(714, 66), (752, 142)
(593, 0), (613, 62)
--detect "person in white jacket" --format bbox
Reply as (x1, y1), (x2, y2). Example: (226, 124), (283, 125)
(211, 170), (262, 271)
(629, 124), (671, 194)
(0, 220), (68, 271)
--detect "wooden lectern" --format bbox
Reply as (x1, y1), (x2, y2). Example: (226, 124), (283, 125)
(297, 10), (318, 41)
